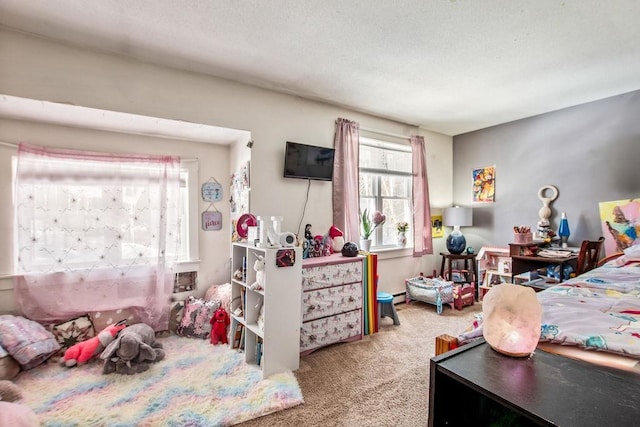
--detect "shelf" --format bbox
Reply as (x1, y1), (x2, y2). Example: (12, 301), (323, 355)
(230, 243), (302, 378)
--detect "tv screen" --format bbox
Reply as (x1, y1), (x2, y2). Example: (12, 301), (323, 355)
(283, 141), (335, 181)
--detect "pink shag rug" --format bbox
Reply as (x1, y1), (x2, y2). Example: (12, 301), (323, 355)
(14, 335), (303, 426)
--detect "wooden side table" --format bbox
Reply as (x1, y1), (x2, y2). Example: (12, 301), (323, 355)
(439, 252), (477, 300)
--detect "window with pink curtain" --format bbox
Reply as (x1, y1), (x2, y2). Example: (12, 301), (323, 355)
(13, 143), (181, 330)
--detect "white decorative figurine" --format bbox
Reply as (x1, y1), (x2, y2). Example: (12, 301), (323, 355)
(537, 185), (558, 239)
(250, 254), (266, 291)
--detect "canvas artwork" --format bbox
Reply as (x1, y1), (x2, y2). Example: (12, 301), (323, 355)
(599, 198), (640, 256)
(473, 165), (495, 203)
(431, 215), (443, 238)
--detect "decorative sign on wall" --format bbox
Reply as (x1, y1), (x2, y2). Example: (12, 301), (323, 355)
(202, 206), (222, 231)
(202, 178), (223, 202)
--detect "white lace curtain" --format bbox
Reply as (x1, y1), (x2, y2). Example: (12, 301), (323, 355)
(13, 143), (181, 330)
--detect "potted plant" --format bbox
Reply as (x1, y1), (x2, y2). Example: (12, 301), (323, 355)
(396, 222), (409, 247)
(360, 208), (386, 252)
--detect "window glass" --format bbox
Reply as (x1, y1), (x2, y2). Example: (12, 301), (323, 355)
(359, 138), (412, 249)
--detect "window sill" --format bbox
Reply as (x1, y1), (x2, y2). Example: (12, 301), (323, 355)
(370, 246), (413, 260)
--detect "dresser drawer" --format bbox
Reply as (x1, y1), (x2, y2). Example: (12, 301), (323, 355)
(300, 309), (362, 353)
(302, 260), (363, 291)
(302, 281), (362, 322)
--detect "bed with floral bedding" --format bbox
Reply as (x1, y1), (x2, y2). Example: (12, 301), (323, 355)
(458, 247), (640, 371)
(537, 260), (640, 358)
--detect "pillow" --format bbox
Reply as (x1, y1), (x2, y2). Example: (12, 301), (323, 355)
(168, 300), (186, 334)
(50, 315), (96, 357)
(90, 308), (140, 332)
(204, 282), (233, 310)
(0, 315), (60, 370)
(0, 402), (39, 427)
(176, 296), (220, 339)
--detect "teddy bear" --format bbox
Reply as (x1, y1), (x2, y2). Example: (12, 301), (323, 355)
(209, 307), (230, 345)
(63, 321), (127, 367)
(250, 255), (266, 291)
(100, 323), (164, 375)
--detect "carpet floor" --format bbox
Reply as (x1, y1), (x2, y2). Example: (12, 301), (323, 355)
(240, 301), (482, 426)
(14, 335), (303, 426)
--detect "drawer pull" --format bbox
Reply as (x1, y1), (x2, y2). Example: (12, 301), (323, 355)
(309, 334), (317, 341)
(307, 304), (316, 312)
(348, 296), (355, 302)
(347, 323), (354, 329)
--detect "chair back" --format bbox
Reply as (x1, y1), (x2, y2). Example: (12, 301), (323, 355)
(575, 237), (605, 276)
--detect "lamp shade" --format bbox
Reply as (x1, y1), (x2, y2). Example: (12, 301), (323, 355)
(443, 207), (473, 227)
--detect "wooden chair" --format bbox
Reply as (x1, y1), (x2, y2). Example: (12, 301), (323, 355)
(597, 252), (624, 267)
(574, 237), (605, 276)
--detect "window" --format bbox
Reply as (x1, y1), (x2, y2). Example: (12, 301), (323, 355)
(12, 155), (199, 271)
(359, 137), (412, 249)
(177, 159), (200, 271)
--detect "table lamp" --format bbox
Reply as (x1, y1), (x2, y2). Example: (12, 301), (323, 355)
(443, 206), (473, 254)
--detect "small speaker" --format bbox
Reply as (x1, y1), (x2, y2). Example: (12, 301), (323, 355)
(279, 232), (296, 247)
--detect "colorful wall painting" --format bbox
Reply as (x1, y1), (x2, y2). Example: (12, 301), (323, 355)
(599, 198), (640, 256)
(473, 165), (495, 203)
(431, 215), (443, 238)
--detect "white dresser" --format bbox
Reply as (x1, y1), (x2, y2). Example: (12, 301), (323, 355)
(300, 254), (364, 355)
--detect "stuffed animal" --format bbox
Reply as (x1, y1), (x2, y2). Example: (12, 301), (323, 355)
(328, 225), (345, 253)
(0, 380), (22, 402)
(250, 255), (266, 291)
(100, 323), (165, 375)
(209, 307), (230, 345)
(63, 321), (127, 367)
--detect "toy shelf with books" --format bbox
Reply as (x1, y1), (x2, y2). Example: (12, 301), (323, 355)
(475, 246), (529, 300)
(230, 242), (302, 378)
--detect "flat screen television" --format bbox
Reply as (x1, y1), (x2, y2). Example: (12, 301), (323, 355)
(283, 141), (335, 181)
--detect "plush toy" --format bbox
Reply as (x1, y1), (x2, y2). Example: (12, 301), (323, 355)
(328, 225), (345, 253)
(100, 323), (165, 375)
(63, 321), (127, 367)
(209, 307), (230, 345)
(0, 380), (22, 402)
(250, 255), (266, 291)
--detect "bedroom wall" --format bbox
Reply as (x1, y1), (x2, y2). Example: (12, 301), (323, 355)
(0, 28), (453, 310)
(452, 90), (640, 253)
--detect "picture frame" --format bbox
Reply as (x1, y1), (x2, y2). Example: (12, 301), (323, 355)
(431, 215), (444, 238)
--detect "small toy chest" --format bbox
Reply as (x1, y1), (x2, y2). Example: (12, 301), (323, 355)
(405, 276), (454, 314)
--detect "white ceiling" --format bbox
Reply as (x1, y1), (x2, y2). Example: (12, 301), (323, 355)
(1, 0), (639, 136)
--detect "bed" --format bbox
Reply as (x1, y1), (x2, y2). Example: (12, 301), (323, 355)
(457, 249), (640, 372)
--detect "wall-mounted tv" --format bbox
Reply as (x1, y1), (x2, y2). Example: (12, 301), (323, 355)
(283, 141), (335, 181)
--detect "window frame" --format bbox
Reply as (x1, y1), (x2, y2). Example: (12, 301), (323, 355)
(11, 155), (200, 274)
(359, 137), (413, 250)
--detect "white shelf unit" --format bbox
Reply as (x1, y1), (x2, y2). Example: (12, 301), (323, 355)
(230, 243), (302, 378)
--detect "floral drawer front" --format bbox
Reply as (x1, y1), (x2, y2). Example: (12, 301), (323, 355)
(302, 282), (362, 322)
(300, 309), (362, 353)
(302, 260), (363, 291)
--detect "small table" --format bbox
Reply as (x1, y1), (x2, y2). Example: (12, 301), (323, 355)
(439, 252), (477, 299)
(510, 254), (578, 282)
(508, 242), (578, 283)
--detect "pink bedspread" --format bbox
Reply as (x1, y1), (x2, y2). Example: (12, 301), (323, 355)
(457, 261), (640, 359)
(538, 263), (640, 358)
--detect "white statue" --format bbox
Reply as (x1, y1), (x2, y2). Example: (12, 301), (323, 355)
(537, 185), (558, 238)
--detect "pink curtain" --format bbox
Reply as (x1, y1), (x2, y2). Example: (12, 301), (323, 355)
(411, 136), (433, 256)
(332, 118), (361, 242)
(13, 143), (181, 330)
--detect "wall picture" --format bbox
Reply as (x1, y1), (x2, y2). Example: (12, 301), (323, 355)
(599, 198), (640, 256)
(431, 215), (443, 238)
(473, 165), (495, 203)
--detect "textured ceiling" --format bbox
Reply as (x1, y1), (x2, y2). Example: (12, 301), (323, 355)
(1, 0), (639, 135)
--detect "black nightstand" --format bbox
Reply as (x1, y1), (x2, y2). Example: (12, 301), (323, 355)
(429, 340), (640, 426)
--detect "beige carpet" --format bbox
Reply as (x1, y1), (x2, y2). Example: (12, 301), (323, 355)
(240, 301), (482, 426)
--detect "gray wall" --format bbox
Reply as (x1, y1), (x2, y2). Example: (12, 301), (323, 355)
(453, 90), (640, 251)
